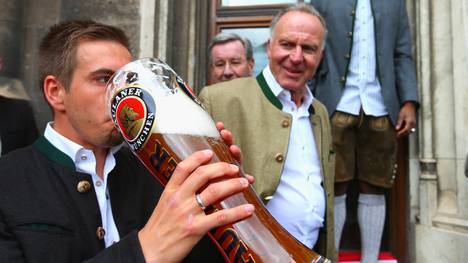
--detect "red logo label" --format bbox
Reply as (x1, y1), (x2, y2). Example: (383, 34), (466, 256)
(110, 86), (155, 151)
(116, 96), (146, 141)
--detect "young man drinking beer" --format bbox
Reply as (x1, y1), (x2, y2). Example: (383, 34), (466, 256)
(0, 20), (254, 262)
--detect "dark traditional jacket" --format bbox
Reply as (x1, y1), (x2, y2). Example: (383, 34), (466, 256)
(199, 74), (336, 260)
(0, 96), (38, 155)
(0, 137), (223, 262)
(310, 0), (419, 125)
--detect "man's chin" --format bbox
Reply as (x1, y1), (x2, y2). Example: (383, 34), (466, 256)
(107, 130), (124, 146)
(281, 81), (305, 91)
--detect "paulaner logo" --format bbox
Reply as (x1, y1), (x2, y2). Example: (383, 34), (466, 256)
(110, 86), (155, 151)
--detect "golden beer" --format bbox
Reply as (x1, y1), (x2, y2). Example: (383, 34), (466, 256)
(107, 58), (332, 263)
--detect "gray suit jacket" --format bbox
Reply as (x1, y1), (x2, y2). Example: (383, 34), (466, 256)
(310, 0), (419, 125)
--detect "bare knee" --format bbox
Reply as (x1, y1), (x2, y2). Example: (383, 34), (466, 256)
(358, 181), (385, 195)
(335, 182), (349, 196)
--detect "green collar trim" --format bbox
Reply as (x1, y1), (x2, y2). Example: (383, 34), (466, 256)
(34, 136), (75, 170)
(256, 72), (283, 111)
(256, 71), (316, 114)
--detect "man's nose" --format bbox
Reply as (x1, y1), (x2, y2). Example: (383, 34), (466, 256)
(223, 64), (234, 78)
(290, 46), (304, 63)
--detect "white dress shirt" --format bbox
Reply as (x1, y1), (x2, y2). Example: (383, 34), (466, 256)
(262, 67), (325, 248)
(44, 122), (121, 247)
(336, 0), (388, 116)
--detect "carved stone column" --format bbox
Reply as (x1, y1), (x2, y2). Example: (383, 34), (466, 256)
(412, 0), (468, 262)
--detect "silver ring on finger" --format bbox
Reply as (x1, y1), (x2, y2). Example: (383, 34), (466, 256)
(195, 194), (207, 210)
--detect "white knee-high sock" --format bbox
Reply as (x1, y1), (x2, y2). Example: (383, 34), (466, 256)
(334, 194), (347, 250)
(358, 194), (386, 263)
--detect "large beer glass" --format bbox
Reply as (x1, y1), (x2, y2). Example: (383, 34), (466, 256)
(106, 58), (331, 263)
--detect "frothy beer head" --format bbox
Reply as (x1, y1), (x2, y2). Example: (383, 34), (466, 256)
(107, 58), (219, 150)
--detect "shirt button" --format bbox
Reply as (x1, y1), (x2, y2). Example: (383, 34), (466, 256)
(77, 181), (91, 193)
(81, 155), (87, 161)
(282, 119), (290, 128)
(347, 31), (353, 38)
(275, 153), (284, 163)
(95, 181), (102, 187)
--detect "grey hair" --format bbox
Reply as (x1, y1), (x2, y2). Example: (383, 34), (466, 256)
(269, 3), (327, 50)
(208, 32), (253, 64)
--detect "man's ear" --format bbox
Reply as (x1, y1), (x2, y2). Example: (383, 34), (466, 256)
(43, 75), (66, 112)
(248, 59), (255, 75)
(208, 64), (216, 85)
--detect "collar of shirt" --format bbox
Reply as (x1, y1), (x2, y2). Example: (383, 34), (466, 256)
(44, 122), (122, 173)
(262, 66), (313, 115)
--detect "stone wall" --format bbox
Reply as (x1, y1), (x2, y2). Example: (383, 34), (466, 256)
(410, 0), (468, 262)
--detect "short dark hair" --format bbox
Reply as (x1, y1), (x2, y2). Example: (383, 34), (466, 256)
(208, 32), (253, 64)
(39, 20), (130, 90)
